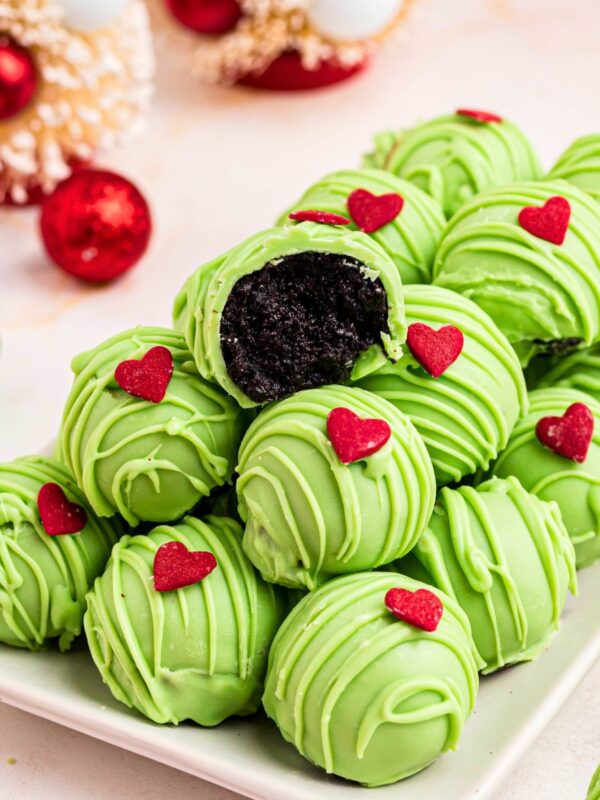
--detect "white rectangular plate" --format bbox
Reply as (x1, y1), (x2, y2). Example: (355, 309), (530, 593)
(0, 564), (598, 800)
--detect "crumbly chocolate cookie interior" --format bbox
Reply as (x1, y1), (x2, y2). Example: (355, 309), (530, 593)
(220, 251), (389, 402)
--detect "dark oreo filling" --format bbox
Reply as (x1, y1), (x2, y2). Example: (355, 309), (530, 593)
(220, 251), (389, 403)
(532, 337), (583, 357)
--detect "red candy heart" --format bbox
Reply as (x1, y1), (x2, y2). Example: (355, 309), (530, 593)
(153, 541), (217, 592)
(327, 407), (391, 465)
(406, 322), (464, 378)
(518, 196), (571, 245)
(385, 587), (443, 632)
(456, 108), (503, 123)
(114, 346), (174, 403)
(37, 483), (87, 536)
(535, 402), (594, 463)
(347, 188), (404, 234)
(288, 209), (351, 226)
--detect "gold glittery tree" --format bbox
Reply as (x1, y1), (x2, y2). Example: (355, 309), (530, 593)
(0, 0), (154, 204)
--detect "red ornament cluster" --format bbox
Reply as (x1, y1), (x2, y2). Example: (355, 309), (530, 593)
(327, 407), (391, 465)
(0, 36), (37, 121)
(406, 323), (464, 379)
(385, 587), (444, 632)
(40, 169), (152, 283)
(347, 188), (404, 234)
(153, 541), (218, 592)
(37, 483), (87, 537)
(114, 346), (174, 404)
(535, 402), (594, 464)
(518, 196), (571, 246)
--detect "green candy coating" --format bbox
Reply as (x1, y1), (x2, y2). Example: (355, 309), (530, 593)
(355, 285), (527, 485)
(173, 222), (406, 408)
(237, 385), (436, 590)
(280, 168), (446, 284)
(364, 113), (541, 217)
(398, 477), (577, 673)
(263, 571), (479, 787)
(588, 765), (600, 800)
(0, 456), (119, 652)
(85, 515), (284, 726)
(433, 181), (600, 365)
(493, 387), (600, 569)
(538, 344), (600, 402)
(60, 327), (246, 527)
(548, 134), (600, 204)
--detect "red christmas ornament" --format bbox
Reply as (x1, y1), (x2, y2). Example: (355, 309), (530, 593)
(407, 322), (464, 378)
(535, 402), (594, 463)
(240, 52), (368, 92)
(385, 588), (443, 632)
(154, 541), (218, 592)
(40, 169), (152, 282)
(0, 36), (37, 121)
(38, 483), (87, 537)
(327, 407), (391, 465)
(164, 0), (242, 34)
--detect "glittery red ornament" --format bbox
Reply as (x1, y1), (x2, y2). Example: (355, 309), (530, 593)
(164, 0), (242, 34)
(40, 169), (152, 282)
(0, 36), (37, 121)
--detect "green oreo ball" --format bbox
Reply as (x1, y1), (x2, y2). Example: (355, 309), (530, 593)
(85, 515), (285, 726)
(263, 571), (479, 787)
(0, 456), (119, 651)
(433, 181), (600, 365)
(398, 477), (577, 673)
(280, 168), (446, 284)
(237, 385), (436, 590)
(355, 284), (527, 485)
(493, 387), (600, 569)
(60, 326), (247, 527)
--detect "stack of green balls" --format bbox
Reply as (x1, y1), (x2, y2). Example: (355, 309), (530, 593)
(4, 106), (600, 790)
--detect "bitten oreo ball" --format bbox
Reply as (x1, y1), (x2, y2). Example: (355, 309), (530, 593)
(174, 222), (405, 408)
(220, 251), (389, 404)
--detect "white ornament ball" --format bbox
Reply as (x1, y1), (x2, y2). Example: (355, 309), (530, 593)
(307, 0), (404, 41)
(59, 0), (129, 31)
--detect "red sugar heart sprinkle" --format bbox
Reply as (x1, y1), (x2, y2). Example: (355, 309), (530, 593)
(153, 541), (218, 592)
(37, 483), (87, 536)
(385, 587), (443, 632)
(347, 188), (404, 233)
(288, 209), (351, 226)
(535, 402), (594, 463)
(456, 108), (503, 123)
(114, 346), (174, 403)
(327, 407), (391, 465)
(518, 195), (571, 245)
(406, 323), (464, 378)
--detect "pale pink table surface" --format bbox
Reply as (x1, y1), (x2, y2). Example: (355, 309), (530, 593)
(1, 0), (599, 797)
